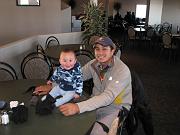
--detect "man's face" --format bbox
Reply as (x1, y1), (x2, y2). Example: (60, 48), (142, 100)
(59, 52), (76, 70)
(94, 44), (115, 63)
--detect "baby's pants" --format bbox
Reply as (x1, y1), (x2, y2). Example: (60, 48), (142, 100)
(49, 85), (75, 107)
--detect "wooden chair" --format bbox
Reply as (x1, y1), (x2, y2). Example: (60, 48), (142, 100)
(159, 32), (178, 63)
(36, 44), (45, 54)
(45, 36), (60, 49)
(75, 49), (94, 67)
(127, 26), (136, 48)
(162, 22), (172, 33)
(145, 27), (155, 48)
(75, 50), (95, 96)
(21, 52), (53, 79)
(0, 62), (18, 81)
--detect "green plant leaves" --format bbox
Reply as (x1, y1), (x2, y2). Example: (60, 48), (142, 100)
(81, 2), (107, 46)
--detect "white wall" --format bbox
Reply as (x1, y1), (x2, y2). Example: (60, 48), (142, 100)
(0, 37), (38, 78)
(61, 7), (72, 32)
(161, 0), (180, 33)
(148, 0), (164, 25)
(0, 0), (66, 45)
(115, 0), (147, 18)
(37, 32), (83, 48)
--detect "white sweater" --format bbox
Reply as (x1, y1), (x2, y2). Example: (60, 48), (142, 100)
(77, 56), (132, 114)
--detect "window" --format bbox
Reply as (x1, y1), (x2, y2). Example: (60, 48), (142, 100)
(20, 0), (29, 5)
(136, 4), (147, 18)
(17, 0), (40, 6)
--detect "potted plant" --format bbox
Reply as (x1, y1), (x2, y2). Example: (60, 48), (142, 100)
(81, 2), (107, 47)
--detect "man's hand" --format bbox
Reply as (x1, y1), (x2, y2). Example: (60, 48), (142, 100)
(47, 80), (52, 85)
(74, 94), (80, 99)
(59, 103), (80, 116)
(33, 85), (52, 95)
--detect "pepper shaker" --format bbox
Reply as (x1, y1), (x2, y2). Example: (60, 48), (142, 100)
(1, 112), (9, 125)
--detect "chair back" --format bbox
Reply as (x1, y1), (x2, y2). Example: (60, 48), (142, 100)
(89, 36), (100, 46)
(146, 27), (154, 38)
(111, 39), (122, 57)
(162, 22), (172, 32)
(128, 26), (135, 39)
(75, 50), (94, 67)
(21, 52), (53, 79)
(155, 24), (163, 35)
(45, 36), (60, 48)
(0, 62), (18, 81)
(37, 44), (45, 54)
(122, 20), (128, 31)
(162, 32), (172, 48)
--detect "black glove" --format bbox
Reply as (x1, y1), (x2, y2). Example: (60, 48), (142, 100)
(11, 105), (28, 124)
(35, 94), (55, 115)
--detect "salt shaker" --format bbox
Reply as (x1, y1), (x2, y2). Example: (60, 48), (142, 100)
(1, 112), (9, 125)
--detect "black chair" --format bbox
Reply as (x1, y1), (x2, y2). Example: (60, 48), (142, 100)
(36, 44), (45, 54)
(45, 36), (60, 49)
(145, 27), (155, 48)
(106, 70), (154, 135)
(162, 22), (172, 33)
(111, 38), (123, 56)
(85, 70), (153, 135)
(89, 36), (99, 46)
(155, 24), (163, 36)
(0, 62), (18, 81)
(75, 49), (95, 96)
(124, 70), (153, 135)
(75, 49), (95, 67)
(21, 52), (53, 79)
(159, 32), (178, 63)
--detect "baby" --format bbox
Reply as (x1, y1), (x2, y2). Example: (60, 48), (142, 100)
(36, 49), (83, 115)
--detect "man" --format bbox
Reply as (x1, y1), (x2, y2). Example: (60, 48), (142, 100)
(34, 36), (132, 135)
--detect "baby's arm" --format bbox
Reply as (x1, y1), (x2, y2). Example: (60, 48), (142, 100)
(74, 63), (83, 96)
(74, 93), (80, 99)
(49, 67), (59, 83)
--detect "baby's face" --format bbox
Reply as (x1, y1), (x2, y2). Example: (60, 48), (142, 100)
(59, 52), (76, 70)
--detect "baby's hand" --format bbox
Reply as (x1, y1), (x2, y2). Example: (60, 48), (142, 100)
(74, 94), (80, 99)
(33, 85), (51, 95)
(47, 80), (52, 85)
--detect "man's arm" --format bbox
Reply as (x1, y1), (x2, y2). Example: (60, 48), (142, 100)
(59, 67), (132, 116)
(77, 67), (132, 113)
(49, 68), (58, 82)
